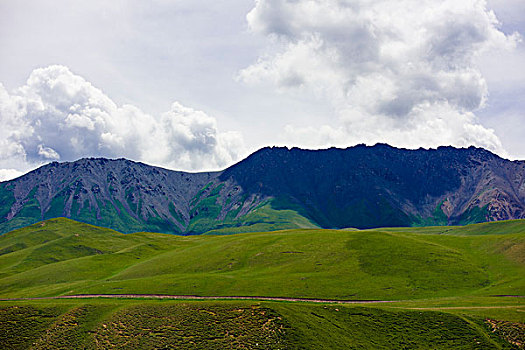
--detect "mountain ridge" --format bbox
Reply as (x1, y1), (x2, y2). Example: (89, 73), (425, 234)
(1, 144), (525, 234)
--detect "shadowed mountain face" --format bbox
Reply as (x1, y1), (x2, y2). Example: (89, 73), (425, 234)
(1, 144), (525, 234)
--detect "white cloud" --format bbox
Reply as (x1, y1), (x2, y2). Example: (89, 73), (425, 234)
(37, 145), (60, 160)
(0, 169), (24, 182)
(240, 0), (520, 155)
(0, 65), (244, 179)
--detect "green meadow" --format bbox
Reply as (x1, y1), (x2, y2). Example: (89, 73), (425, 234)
(0, 298), (523, 349)
(0, 218), (524, 348)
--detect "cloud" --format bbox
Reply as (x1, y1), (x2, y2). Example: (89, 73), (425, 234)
(37, 145), (60, 160)
(240, 0), (520, 154)
(0, 65), (244, 180)
(0, 169), (24, 182)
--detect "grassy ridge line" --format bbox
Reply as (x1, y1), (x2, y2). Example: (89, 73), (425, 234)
(0, 218), (524, 301)
(378, 219), (525, 236)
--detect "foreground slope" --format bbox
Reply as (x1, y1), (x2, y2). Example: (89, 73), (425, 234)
(0, 218), (523, 300)
(1, 144), (525, 235)
(1, 300), (522, 349)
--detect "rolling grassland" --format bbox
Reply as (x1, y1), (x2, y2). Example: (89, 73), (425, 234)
(0, 218), (523, 348)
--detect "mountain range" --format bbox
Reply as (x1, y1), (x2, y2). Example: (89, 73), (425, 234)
(1, 143), (525, 234)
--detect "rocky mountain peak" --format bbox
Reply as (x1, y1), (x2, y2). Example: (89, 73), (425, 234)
(1, 144), (524, 234)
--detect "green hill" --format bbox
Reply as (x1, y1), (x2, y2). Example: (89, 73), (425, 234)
(0, 218), (523, 300)
(1, 299), (522, 349)
(0, 218), (524, 349)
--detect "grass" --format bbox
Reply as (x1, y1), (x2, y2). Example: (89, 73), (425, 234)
(0, 218), (523, 348)
(0, 218), (523, 300)
(382, 219), (525, 236)
(0, 304), (64, 349)
(205, 202), (319, 235)
(0, 299), (522, 349)
(486, 318), (525, 348)
(89, 303), (287, 349)
(0, 300), (288, 349)
(272, 303), (517, 349)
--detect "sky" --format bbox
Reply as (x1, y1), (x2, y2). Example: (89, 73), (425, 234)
(0, 0), (524, 181)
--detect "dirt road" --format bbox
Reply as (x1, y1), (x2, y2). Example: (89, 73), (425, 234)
(0, 294), (396, 304)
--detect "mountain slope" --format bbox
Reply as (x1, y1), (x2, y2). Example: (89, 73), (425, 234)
(1, 144), (525, 234)
(221, 144), (525, 229)
(0, 158), (315, 234)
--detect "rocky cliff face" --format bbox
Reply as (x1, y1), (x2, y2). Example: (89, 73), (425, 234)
(1, 144), (525, 234)
(221, 144), (525, 228)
